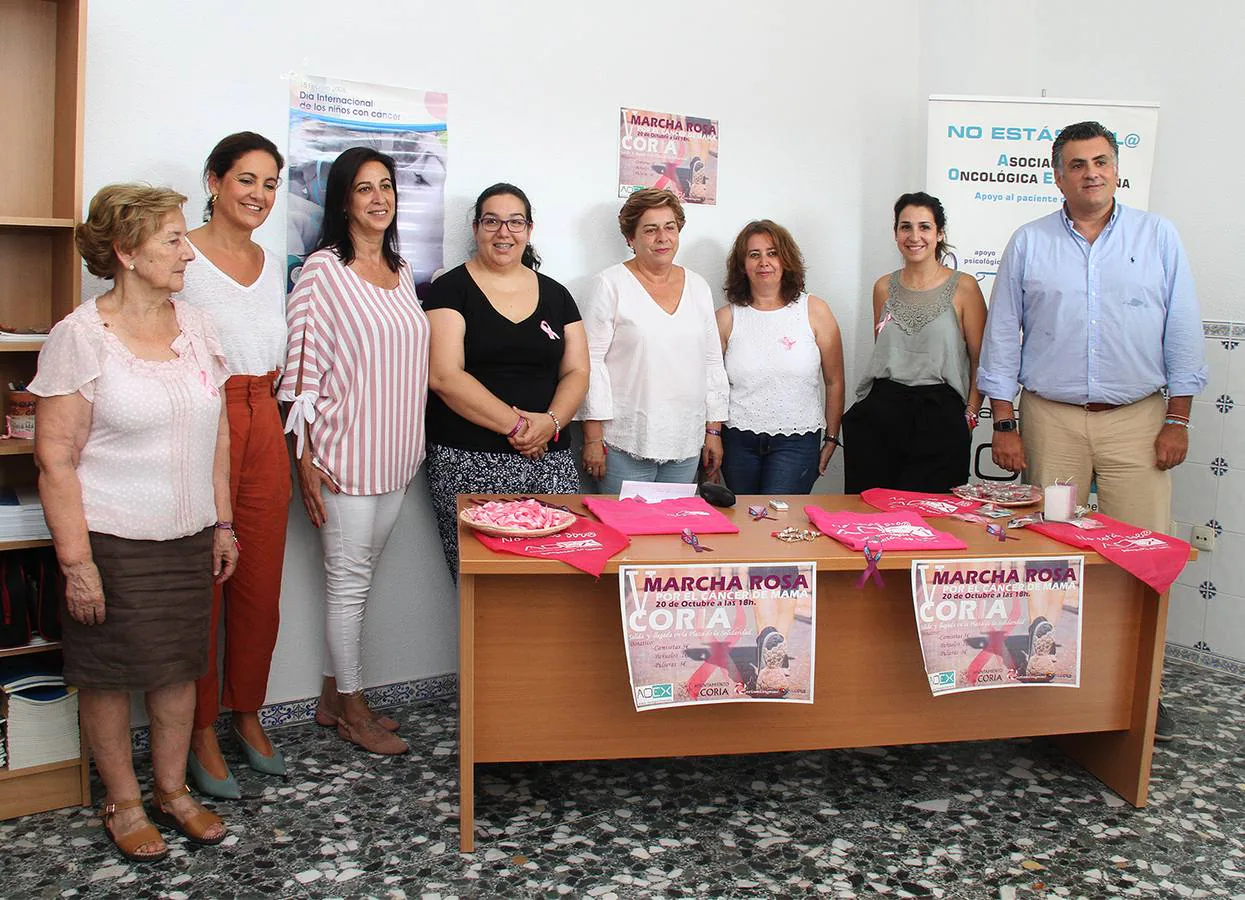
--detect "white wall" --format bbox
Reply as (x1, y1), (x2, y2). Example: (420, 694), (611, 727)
(919, 0), (1245, 667)
(87, 1), (1243, 705)
(917, 0), (1245, 322)
(83, 0), (924, 704)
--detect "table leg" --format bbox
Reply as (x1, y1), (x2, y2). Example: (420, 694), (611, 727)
(1054, 586), (1167, 806)
(459, 574), (476, 852)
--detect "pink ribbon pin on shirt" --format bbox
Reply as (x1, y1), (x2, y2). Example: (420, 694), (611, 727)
(540, 320), (560, 340)
(199, 371), (219, 398)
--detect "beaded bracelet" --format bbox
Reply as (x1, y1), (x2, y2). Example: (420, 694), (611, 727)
(547, 410), (562, 442)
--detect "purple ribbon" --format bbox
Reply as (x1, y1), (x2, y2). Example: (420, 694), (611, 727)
(857, 541), (884, 588)
(986, 523), (1018, 542)
(540, 320), (560, 341)
(681, 528), (714, 552)
(747, 504), (776, 522)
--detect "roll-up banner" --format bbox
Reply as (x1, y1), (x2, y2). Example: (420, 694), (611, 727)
(925, 96), (1160, 482)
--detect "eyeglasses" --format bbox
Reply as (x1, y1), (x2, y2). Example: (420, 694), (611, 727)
(477, 215), (530, 233)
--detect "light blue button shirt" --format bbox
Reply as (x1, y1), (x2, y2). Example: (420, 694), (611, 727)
(978, 203), (1208, 406)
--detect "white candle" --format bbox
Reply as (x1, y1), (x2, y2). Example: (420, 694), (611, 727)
(1044, 483), (1076, 522)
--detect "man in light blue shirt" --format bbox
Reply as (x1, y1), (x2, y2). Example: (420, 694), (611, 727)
(978, 121), (1208, 741)
(979, 121), (1207, 518)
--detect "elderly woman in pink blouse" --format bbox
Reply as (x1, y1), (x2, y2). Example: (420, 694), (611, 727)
(32, 185), (236, 861)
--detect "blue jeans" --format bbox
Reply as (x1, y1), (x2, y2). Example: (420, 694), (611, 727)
(720, 427), (821, 494)
(596, 446), (700, 495)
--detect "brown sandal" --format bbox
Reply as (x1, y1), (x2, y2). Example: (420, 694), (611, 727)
(336, 717), (409, 755)
(149, 785), (227, 845)
(100, 797), (168, 862)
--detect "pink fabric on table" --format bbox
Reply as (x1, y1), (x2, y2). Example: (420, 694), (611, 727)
(1027, 513), (1191, 594)
(582, 496), (740, 536)
(804, 508), (968, 551)
(860, 488), (983, 517)
(471, 516), (630, 577)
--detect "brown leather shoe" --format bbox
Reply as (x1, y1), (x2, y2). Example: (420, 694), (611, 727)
(316, 700), (400, 732)
(336, 717), (409, 755)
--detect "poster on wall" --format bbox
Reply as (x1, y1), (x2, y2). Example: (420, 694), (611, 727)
(286, 75), (448, 290)
(619, 562), (815, 711)
(618, 107), (718, 204)
(910, 556), (1084, 696)
(926, 95), (1160, 482)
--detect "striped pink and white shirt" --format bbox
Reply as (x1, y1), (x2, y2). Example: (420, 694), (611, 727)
(278, 249), (430, 495)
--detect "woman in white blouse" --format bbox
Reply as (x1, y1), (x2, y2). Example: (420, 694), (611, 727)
(179, 132), (290, 799)
(716, 220), (845, 494)
(579, 189), (728, 493)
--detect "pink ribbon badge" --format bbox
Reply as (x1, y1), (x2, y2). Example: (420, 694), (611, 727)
(681, 528), (714, 552)
(857, 540), (884, 588)
(986, 523), (1019, 542)
(199, 371), (219, 398)
(540, 320), (560, 340)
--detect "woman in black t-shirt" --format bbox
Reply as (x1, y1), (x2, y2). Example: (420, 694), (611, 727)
(424, 183), (589, 575)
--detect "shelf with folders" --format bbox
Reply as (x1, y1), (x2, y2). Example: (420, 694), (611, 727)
(0, 0), (91, 820)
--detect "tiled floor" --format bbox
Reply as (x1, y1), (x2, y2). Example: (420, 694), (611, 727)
(2, 658), (1242, 899)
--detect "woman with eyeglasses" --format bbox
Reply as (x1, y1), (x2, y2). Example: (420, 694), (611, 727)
(424, 183), (589, 576)
(578, 188), (729, 493)
(177, 131), (290, 799)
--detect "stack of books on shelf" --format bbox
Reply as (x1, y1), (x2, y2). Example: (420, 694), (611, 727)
(0, 487), (50, 542)
(1, 674), (79, 770)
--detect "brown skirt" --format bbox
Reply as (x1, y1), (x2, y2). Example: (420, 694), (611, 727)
(62, 528), (214, 691)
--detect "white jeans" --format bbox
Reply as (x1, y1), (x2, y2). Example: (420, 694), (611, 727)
(318, 486), (407, 693)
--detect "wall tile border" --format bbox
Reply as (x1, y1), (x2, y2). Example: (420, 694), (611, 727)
(129, 672), (458, 753)
(1165, 642), (1245, 680)
(1203, 320), (1245, 339)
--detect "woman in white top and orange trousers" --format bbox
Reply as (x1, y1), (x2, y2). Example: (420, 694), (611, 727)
(579, 189), (729, 493)
(280, 148), (430, 756)
(180, 132), (291, 798)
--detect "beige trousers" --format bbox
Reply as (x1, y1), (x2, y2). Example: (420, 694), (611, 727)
(1019, 390), (1171, 533)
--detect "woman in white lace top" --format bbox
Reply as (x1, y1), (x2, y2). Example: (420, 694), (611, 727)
(715, 220), (845, 494)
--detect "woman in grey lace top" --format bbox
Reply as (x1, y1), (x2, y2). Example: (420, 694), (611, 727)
(841, 192), (987, 493)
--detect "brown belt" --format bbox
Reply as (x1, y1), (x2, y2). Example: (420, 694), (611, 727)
(1084, 402), (1121, 412)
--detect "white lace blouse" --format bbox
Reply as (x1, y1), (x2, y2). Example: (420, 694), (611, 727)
(577, 263), (729, 461)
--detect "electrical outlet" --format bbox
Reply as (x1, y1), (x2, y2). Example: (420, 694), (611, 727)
(1191, 525), (1216, 552)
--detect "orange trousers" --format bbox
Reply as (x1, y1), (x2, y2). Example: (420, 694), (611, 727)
(194, 373), (291, 730)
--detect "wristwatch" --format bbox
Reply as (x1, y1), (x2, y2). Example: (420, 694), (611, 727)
(993, 418), (1018, 433)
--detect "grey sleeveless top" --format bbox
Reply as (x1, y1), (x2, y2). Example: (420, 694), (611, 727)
(855, 270), (971, 402)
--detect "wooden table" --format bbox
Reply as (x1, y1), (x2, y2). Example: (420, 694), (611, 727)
(456, 495), (1169, 852)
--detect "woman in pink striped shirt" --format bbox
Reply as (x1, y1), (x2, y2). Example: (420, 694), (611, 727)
(279, 148), (429, 756)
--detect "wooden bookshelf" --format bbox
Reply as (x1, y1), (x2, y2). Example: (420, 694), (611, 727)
(0, 0), (90, 820)
(0, 640), (62, 660)
(0, 438), (34, 456)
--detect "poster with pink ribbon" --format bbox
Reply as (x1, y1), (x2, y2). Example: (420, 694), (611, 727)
(619, 563), (816, 711)
(910, 556), (1084, 695)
